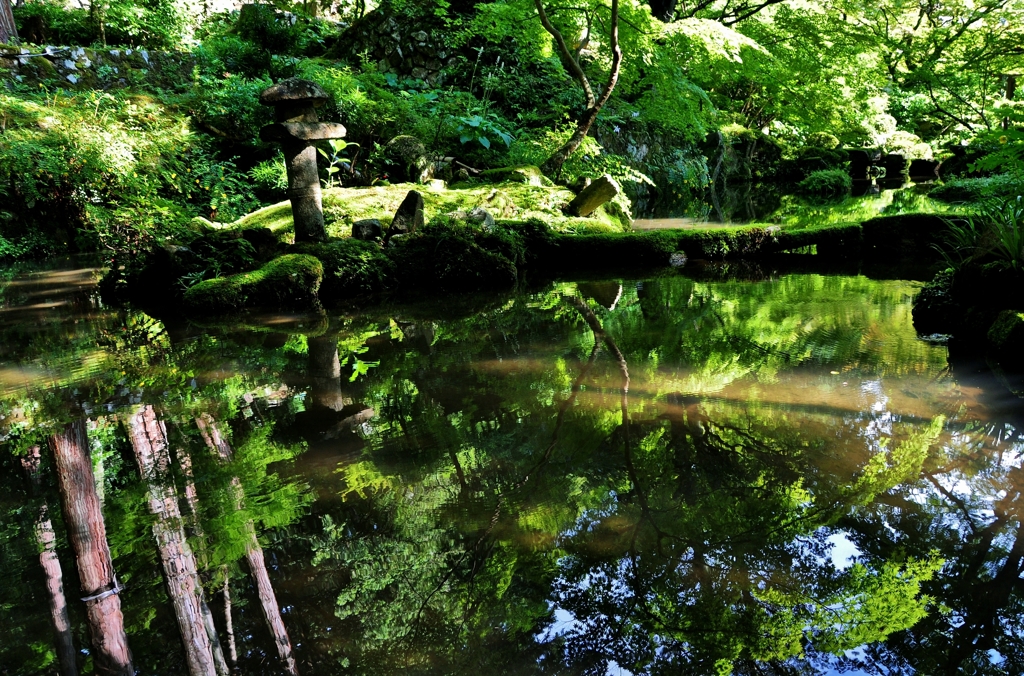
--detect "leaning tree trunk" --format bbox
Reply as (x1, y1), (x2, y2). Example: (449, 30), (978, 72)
(128, 406), (226, 676)
(535, 0), (622, 178)
(0, 0), (17, 45)
(21, 445), (78, 676)
(196, 413), (300, 676)
(50, 419), (134, 676)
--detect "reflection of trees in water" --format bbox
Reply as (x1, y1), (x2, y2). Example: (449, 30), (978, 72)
(3, 272), (1024, 674)
(21, 444), (78, 676)
(128, 405), (227, 676)
(823, 423), (1024, 675)
(50, 419), (134, 676)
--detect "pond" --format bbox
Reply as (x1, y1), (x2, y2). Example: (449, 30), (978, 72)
(633, 182), (951, 230)
(1, 259), (1022, 675)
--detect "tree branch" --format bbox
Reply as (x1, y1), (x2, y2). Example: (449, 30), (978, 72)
(533, 0), (596, 108)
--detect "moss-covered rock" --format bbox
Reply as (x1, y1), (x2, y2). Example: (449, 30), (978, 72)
(317, 183), (628, 234)
(861, 213), (961, 258)
(292, 239), (394, 301)
(182, 253), (323, 314)
(193, 202), (296, 239)
(479, 166), (553, 187)
(387, 216), (522, 292)
(988, 310), (1024, 348)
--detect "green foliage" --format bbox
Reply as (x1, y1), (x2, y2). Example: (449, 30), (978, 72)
(928, 174), (1024, 203)
(986, 195), (1024, 271)
(798, 169), (853, 197)
(14, 0), (194, 49)
(13, 0), (94, 45)
(807, 132), (841, 149)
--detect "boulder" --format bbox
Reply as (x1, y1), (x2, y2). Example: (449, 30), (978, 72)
(909, 159), (940, 180)
(845, 148), (880, 180)
(467, 207), (495, 230)
(383, 135), (431, 183)
(565, 175), (620, 217)
(388, 190), (425, 239)
(182, 254), (323, 314)
(988, 310), (1024, 353)
(352, 218), (384, 242)
(879, 153), (908, 179)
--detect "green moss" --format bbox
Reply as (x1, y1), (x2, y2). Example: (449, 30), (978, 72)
(319, 183), (626, 234)
(988, 310), (1024, 348)
(292, 239), (394, 300)
(195, 202), (296, 239)
(387, 217), (521, 292)
(479, 166), (554, 187)
(182, 253), (322, 314)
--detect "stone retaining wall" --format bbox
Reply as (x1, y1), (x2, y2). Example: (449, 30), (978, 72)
(0, 43), (192, 89)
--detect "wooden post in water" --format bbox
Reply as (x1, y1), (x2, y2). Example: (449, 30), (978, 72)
(196, 413), (300, 676)
(50, 419), (134, 676)
(128, 405), (226, 676)
(21, 445), (79, 676)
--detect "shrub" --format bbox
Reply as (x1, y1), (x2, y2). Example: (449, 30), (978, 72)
(928, 175), (1024, 203)
(806, 132), (840, 150)
(797, 169), (852, 197)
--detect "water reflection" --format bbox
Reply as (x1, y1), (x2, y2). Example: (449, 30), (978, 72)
(0, 263), (1022, 675)
(633, 184), (950, 230)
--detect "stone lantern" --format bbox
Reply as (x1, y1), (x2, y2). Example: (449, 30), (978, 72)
(259, 78), (347, 243)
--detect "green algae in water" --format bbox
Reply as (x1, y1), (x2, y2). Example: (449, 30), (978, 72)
(0, 264), (1022, 675)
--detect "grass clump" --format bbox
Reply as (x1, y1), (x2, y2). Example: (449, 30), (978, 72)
(182, 254), (323, 314)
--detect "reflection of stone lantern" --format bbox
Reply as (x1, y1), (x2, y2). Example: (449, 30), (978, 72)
(259, 78), (347, 243)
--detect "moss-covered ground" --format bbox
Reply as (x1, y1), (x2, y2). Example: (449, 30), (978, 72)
(194, 181), (632, 239)
(136, 208), (968, 318)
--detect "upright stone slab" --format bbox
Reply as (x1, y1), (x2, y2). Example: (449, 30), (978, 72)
(565, 175), (620, 217)
(388, 190), (425, 239)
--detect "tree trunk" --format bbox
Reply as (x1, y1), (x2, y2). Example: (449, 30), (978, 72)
(540, 108), (601, 178)
(535, 0), (622, 178)
(222, 571), (238, 667)
(176, 447), (230, 676)
(196, 414), (300, 676)
(50, 419), (134, 676)
(308, 336), (345, 411)
(128, 406), (225, 676)
(21, 446), (78, 676)
(0, 0), (17, 45)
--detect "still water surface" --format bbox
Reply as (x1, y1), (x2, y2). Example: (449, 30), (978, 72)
(1, 261), (1022, 675)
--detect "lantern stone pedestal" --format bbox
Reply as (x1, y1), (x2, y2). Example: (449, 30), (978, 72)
(259, 79), (346, 243)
